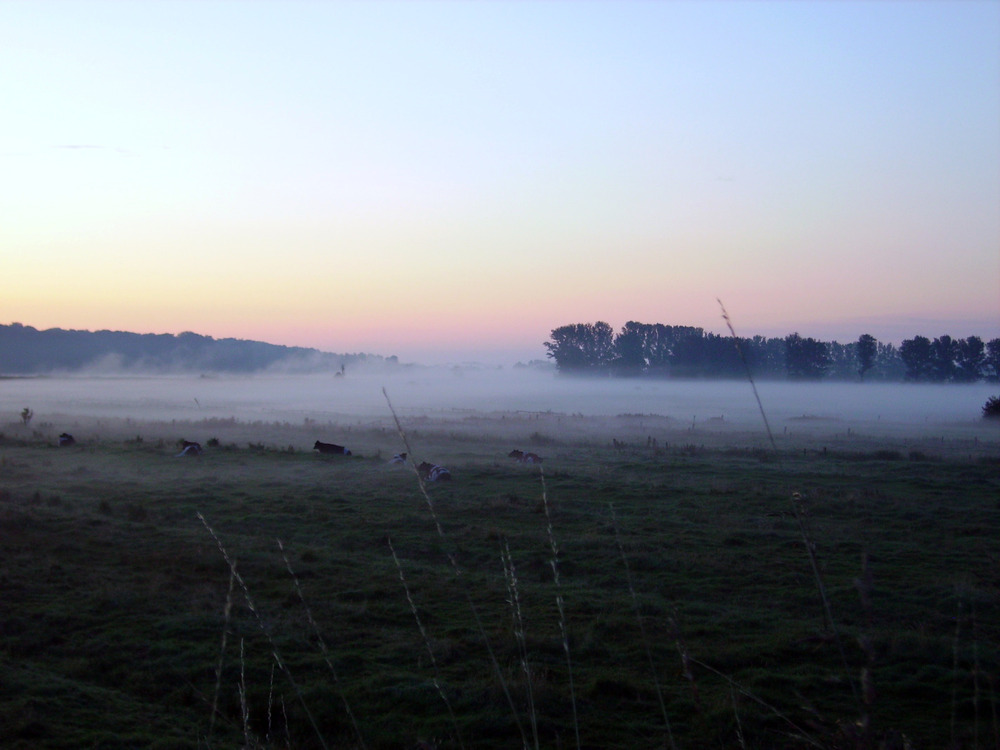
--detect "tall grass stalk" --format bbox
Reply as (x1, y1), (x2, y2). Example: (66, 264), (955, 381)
(953, 596), (964, 748)
(208, 565), (237, 742)
(540, 468), (581, 750)
(730, 684), (747, 750)
(382, 388), (530, 749)
(669, 607), (700, 712)
(387, 536), (465, 750)
(239, 637), (252, 749)
(973, 601), (981, 750)
(688, 656), (823, 748)
(266, 661), (276, 746)
(988, 672), (999, 750)
(720, 300), (859, 709)
(277, 537), (367, 750)
(610, 503), (677, 750)
(717, 298), (778, 454)
(197, 512), (330, 750)
(501, 538), (540, 750)
(791, 494), (859, 708)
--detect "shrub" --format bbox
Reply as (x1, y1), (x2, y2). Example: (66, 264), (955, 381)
(983, 395), (1000, 420)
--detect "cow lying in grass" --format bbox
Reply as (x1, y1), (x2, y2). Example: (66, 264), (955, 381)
(58, 432), (76, 447)
(509, 449), (543, 464)
(388, 452), (407, 465)
(177, 440), (202, 457)
(314, 440), (351, 455)
(417, 461), (451, 481)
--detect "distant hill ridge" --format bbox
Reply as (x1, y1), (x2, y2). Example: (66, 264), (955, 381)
(0, 323), (387, 374)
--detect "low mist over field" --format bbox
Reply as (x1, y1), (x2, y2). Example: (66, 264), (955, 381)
(3, 369), (997, 445)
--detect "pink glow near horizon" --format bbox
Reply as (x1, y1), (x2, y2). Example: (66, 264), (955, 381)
(1, 2), (997, 364)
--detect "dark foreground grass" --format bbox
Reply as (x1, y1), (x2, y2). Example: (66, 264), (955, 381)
(1, 420), (999, 749)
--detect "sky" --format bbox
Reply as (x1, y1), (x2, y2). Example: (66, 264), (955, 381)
(1, 0), (998, 366)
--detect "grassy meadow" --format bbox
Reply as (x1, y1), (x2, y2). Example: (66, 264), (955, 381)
(1, 407), (999, 749)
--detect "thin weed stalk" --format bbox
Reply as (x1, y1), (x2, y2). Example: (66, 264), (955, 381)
(266, 661), (275, 746)
(718, 299), (778, 454)
(382, 388), (530, 749)
(540, 468), (581, 750)
(276, 538), (367, 750)
(610, 503), (677, 750)
(791, 494), (859, 707)
(953, 595), (964, 748)
(730, 684), (747, 750)
(721, 300), (860, 711)
(197, 512), (330, 750)
(239, 638), (252, 749)
(387, 536), (466, 750)
(669, 607), (701, 712)
(501, 538), (539, 750)
(688, 656), (823, 749)
(208, 564), (237, 741)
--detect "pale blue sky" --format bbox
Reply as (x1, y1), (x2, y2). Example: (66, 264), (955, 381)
(2, 1), (997, 364)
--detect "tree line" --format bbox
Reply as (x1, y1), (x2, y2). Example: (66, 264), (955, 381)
(0, 323), (388, 374)
(544, 321), (1000, 382)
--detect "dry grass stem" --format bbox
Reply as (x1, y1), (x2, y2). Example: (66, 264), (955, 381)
(731, 683), (747, 750)
(540, 468), (581, 750)
(792, 493), (859, 708)
(239, 637), (252, 749)
(688, 656), (824, 749)
(209, 564), (237, 741)
(382, 388), (530, 749)
(502, 538), (539, 750)
(610, 503), (676, 750)
(388, 536), (465, 750)
(718, 298), (778, 454)
(197, 512), (330, 750)
(277, 537), (367, 750)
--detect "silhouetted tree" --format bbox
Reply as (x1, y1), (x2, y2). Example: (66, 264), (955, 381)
(749, 335), (786, 378)
(930, 336), (958, 382)
(873, 341), (906, 381)
(784, 333), (830, 380)
(613, 322), (649, 376)
(826, 341), (858, 380)
(540, 319), (987, 382)
(857, 334), (877, 380)
(984, 339), (1000, 383)
(544, 322), (615, 373)
(983, 395), (1000, 420)
(954, 336), (985, 383)
(900, 336), (934, 381)
(0, 323), (367, 374)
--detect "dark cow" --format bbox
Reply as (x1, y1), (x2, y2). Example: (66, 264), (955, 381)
(417, 461), (451, 482)
(314, 440), (351, 455)
(177, 440), (202, 457)
(508, 449), (543, 464)
(388, 452), (407, 465)
(58, 432), (76, 447)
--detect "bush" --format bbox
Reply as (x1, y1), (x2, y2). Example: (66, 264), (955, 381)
(983, 395), (1000, 420)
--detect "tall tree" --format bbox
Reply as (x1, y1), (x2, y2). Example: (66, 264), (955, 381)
(613, 322), (648, 376)
(985, 339), (1000, 382)
(953, 336), (985, 382)
(900, 336), (934, 381)
(856, 334), (877, 380)
(784, 333), (830, 380)
(544, 322), (615, 373)
(930, 336), (958, 382)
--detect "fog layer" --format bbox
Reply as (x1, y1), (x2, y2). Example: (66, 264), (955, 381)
(2, 369), (997, 437)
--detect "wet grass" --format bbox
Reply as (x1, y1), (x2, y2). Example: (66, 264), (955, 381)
(1, 419), (999, 748)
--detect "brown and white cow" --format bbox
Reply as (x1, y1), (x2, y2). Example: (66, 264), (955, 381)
(417, 461), (451, 481)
